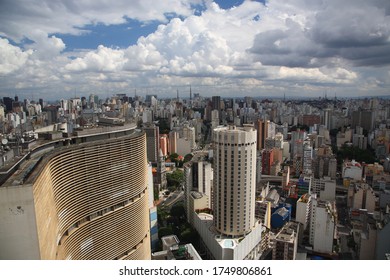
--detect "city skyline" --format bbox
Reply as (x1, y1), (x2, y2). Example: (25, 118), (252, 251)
(1, 0), (390, 100)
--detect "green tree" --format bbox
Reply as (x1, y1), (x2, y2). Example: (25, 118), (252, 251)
(180, 228), (198, 244)
(337, 144), (376, 164)
(170, 204), (186, 220)
(166, 169), (184, 190)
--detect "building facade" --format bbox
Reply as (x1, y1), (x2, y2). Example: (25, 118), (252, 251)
(213, 125), (257, 237)
(0, 124), (151, 260)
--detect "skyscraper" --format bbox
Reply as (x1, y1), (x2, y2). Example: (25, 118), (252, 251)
(0, 124), (151, 260)
(213, 125), (257, 237)
(143, 123), (159, 163)
(212, 96), (221, 119)
(256, 119), (268, 151)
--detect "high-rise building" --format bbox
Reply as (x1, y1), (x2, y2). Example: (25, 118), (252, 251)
(159, 134), (168, 156)
(0, 124), (151, 260)
(143, 123), (159, 163)
(351, 110), (375, 132)
(184, 153), (213, 224)
(303, 139), (313, 175)
(261, 149), (274, 175)
(212, 96), (221, 119)
(296, 193), (312, 230)
(347, 182), (377, 212)
(213, 125), (257, 237)
(156, 149), (167, 190)
(3, 97), (13, 111)
(256, 119), (269, 151)
(309, 196), (337, 254)
(312, 177), (336, 201)
(313, 154), (337, 180)
(168, 131), (177, 154)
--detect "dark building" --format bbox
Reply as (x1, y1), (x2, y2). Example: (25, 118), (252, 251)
(3, 97), (13, 112)
(351, 110), (374, 132)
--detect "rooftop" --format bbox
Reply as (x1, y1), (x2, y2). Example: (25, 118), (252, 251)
(1, 123), (138, 187)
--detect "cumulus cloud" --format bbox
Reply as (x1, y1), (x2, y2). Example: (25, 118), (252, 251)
(0, 0), (390, 98)
(0, 38), (33, 74)
(65, 45), (127, 72)
(250, 0), (390, 68)
(0, 0), (201, 42)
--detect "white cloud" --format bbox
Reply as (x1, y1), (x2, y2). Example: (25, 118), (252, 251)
(278, 66), (357, 84)
(0, 0), (390, 99)
(0, 38), (33, 74)
(0, 0), (201, 42)
(65, 45), (127, 72)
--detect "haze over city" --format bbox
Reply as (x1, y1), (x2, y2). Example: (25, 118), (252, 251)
(1, 0), (390, 100)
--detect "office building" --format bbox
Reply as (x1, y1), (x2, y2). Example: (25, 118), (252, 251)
(256, 119), (268, 151)
(261, 149), (274, 176)
(144, 123), (159, 163)
(184, 153), (213, 223)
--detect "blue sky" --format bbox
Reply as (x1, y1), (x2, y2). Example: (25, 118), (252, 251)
(0, 0), (389, 100)
(57, 0), (265, 51)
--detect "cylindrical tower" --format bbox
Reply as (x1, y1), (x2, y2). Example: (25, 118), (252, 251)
(213, 125), (257, 237)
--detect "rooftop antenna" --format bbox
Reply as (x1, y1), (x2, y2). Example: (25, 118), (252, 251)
(177, 89), (179, 100)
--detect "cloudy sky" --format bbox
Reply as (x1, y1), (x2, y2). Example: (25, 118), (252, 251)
(0, 0), (390, 100)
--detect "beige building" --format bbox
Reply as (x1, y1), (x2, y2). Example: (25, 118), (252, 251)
(310, 196), (337, 254)
(347, 182), (377, 212)
(213, 125), (257, 237)
(272, 222), (300, 260)
(0, 124), (151, 260)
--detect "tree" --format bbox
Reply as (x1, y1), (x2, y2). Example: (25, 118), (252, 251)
(180, 228), (198, 244)
(166, 169), (184, 190)
(170, 204), (186, 220)
(337, 144), (376, 164)
(158, 227), (173, 238)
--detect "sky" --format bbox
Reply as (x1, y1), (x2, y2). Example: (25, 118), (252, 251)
(0, 0), (390, 100)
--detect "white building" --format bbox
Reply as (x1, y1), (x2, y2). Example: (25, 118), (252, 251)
(312, 177), (336, 201)
(184, 155), (213, 223)
(213, 125), (257, 237)
(191, 125), (263, 260)
(303, 139), (313, 175)
(310, 196), (337, 254)
(193, 212), (264, 260)
(347, 182), (377, 212)
(296, 193), (312, 230)
(272, 222), (300, 260)
(342, 160), (363, 181)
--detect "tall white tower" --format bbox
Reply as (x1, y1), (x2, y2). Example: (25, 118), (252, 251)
(213, 125), (257, 237)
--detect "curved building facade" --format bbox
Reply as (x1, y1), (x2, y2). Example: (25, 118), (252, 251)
(213, 125), (257, 237)
(0, 125), (151, 260)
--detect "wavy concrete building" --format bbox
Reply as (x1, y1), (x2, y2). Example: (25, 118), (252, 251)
(0, 124), (151, 260)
